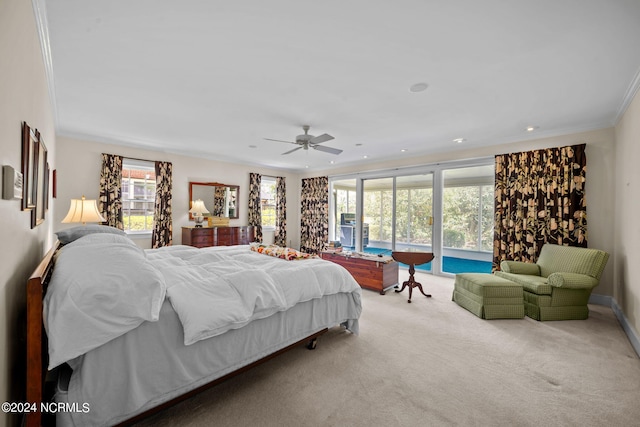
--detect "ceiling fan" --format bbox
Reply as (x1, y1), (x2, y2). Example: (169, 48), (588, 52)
(264, 125), (342, 155)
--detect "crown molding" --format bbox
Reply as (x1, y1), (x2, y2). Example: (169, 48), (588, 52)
(614, 66), (640, 125)
(31, 0), (58, 128)
(56, 129), (301, 173)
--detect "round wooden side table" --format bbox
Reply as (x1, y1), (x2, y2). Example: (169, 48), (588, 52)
(391, 251), (435, 303)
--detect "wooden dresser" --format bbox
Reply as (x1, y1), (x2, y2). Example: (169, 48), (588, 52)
(182, 226), (256, 248)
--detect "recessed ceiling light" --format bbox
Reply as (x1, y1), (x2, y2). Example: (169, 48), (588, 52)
(363, 155), (369, 159)
(330, 160), (335, 164)
(409, 82), (429, 93)
(525, 126), (539, 132)
(401, 148), (408, 152)
(453, 138), (466, 144)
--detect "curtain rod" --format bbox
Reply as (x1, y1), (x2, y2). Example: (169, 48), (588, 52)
(103, 153), (170, 164)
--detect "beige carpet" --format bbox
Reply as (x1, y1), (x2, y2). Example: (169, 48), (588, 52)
(134, 272), (640, 427)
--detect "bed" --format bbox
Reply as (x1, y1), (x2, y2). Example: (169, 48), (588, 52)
(26, 229), (362, 426)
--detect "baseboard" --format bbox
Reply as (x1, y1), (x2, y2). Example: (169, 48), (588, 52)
(590, 293), (640, 358)
(588, 293), (612, 307)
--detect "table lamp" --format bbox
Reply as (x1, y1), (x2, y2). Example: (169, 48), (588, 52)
(62, 195), (106, 224)
(189, 199), (209, 227)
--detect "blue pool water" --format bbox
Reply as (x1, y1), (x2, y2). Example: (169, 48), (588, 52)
(351, 247), (493, 274)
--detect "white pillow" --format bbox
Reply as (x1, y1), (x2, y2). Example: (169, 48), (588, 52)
(55, 225), (126, 245)
(65, 232), (145, 255)
(44, 240), (166, 369)
(65, 232), (133, 246)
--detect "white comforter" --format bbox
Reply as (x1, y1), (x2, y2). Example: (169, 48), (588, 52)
(47, 238), (362, 426)
(147, 245), (361, 345)
(46, 236), (361, 370)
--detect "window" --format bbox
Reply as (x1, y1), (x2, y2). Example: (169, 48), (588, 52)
(121, 158), (156, 233)
(332, 179), (357, 241)
(442, 166), (494, 252)
(260, 176), (276, 228)
(329, 160), (494, 275)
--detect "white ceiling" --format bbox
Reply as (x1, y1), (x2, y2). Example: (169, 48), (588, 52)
(42, 0), (640, 172)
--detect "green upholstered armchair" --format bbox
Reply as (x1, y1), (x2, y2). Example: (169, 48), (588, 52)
(495, 244), (609, 321)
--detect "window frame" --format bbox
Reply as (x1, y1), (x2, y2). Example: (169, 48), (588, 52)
(260, 175), (277, 231)
(121, 158), (156, 235)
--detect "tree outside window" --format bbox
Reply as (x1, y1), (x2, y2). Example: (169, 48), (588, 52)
(442, 184), (494, 251)
(260, 177), (276, 228)
(122, 159), (156, 232)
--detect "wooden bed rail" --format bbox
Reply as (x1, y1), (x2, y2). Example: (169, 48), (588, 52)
(26, 241), (60, 427)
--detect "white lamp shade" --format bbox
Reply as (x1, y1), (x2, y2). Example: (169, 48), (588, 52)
(189, 199), (210, 215)
(62, 196), (106, 224)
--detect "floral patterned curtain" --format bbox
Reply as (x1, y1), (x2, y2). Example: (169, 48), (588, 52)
(493, 143), (587, 270)
(274, 176), (287, 247)
(152, 161), (173, 248)
(248, 172), (263, 242)
(213, 186), (226, 216)
(300, 176), (328, 254)
(98, 153), (123, 229)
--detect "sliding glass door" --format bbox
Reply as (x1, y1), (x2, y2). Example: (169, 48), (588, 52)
(394, 174), (433, 252)
(442, 165), (494, 273)
(359, 174), (433, 262)
(328, 160), (494, 276)
(363, 177), (393, 251)
(331, 179), (357, 248)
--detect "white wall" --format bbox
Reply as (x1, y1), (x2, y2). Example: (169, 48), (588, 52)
(303, 128), (617, 296)
(0, 1), (56, 426)
(614, 88), (640, 337)
(55, 136), (301, 249)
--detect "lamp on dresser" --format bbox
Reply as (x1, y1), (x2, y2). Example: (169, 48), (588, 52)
(189, 199), (209, 227)
(61, 195), (105, 224)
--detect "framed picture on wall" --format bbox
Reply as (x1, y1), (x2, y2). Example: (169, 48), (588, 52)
(21, 122), (39, 211)
(31, 138), (48, 228)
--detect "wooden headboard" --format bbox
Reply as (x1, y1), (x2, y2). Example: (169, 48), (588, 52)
(26, 240), (60, 427)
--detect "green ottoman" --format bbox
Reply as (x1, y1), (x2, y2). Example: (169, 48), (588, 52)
(453, 273), (524, 319)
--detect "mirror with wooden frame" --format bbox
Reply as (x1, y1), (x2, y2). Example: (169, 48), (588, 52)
(188, 182), (239, 220)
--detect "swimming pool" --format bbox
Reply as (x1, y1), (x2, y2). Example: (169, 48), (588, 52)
(357, 247), (493, 274)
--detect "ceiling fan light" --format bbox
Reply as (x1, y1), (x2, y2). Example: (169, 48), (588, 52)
(270, 125), (341, 156)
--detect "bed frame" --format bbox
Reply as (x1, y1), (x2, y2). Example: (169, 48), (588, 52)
(25, 241), (327, 427)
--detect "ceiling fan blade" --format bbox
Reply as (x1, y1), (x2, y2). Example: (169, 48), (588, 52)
(282, 146), (303, 155)
(264, 138), (296, 144)
(309, 133), (334, 144)
(312, 145), (342, 155)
